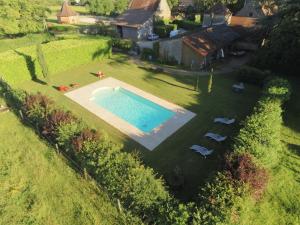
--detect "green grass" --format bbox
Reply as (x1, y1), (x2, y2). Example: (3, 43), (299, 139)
(14, 54), (261, 200)
(0, 109), (138, 225)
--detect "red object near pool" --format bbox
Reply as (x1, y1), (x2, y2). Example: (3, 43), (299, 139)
(58, 85), (69, 92)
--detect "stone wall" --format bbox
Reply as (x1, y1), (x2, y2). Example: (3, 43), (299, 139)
(159, 38), (183, 64)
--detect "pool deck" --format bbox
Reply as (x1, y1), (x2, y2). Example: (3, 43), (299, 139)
(65, 77), (196, 151)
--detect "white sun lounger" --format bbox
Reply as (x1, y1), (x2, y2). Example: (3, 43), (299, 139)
(190, 145), (214, 158)
(214, 118), (235, 125)
(232, 82), (245, 92)
(205, 132), (227, 142)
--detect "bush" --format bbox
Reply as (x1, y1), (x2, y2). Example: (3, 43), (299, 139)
(23, 92), (54, 126)
(225, 153), (268, 199)
(141, 48), (155, 60)
(112, 38), (133, 51)
(154, 24), (177, 38)
(234, 78), (291, 167)
(263, 77), (291, 101)
(195, 172), (246, 224)
(236, 66), (270, 86)
(172, 19), (201, 30)
(48, 25), (79, 34)
(0, 38), (112, 85)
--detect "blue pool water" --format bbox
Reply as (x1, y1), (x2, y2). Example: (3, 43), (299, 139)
(92, 87), (175, 133)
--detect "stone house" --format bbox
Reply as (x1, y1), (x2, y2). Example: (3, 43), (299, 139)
(202, 3), (232, 28)
(57, 1), (79, 24)
(181, 25), (240, 69)
(236, 0), (265, 18)
(114, 0), (171, 41)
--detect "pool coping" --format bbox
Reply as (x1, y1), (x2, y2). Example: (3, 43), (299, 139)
(65, 77), (196, 151)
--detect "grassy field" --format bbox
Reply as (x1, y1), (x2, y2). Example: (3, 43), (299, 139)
(0, 108), (136, 225)
(14, 54), (261, 200)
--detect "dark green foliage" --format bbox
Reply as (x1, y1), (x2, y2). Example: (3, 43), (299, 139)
(141, 48), (155, 60)
(112, 38), (133, 51)
(250, 0), (300, 75)
(263, 77), (291, 101)
(154, 24), (177, 38)
(36, 44), (50, 83)
(88, 0), (128, 15)
(48, 25), (79, 34)
(236, 66), (270, 86)
(0, 0), (48, 37)
(193, 0), (238, 13)
(172, 20), (201, 30)
(195, 172), (245, 224)
(234, 78), (291, 167)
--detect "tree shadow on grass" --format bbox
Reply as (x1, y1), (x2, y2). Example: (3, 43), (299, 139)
(13, 50), (46, 85)
(140, 66), (197, 91)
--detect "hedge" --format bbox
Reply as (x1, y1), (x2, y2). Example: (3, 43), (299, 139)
(236, 66), (270, 86)
(0, 38), (112, 85)
(154, 24), (177, 38)
(233, 77), (291, 167)
(195, 77), (291, 224)
(172, 20), (201, 30)
(0, 80), (192, 224)
(112, 38), (133, 51)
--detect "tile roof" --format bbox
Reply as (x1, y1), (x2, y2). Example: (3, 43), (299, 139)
(114, 0), (160, 28)
(57, 1), (78, 17)
(183, 25), (240, 56)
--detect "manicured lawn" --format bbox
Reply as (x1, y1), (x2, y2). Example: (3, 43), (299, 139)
(0, 109), (135, 224)
(14, 54), (261, 200)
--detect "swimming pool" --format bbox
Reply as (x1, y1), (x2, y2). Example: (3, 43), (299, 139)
(65, 78), (196, 150)
(91, 87), (175, 133)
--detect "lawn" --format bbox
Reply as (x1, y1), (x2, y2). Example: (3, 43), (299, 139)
(14, 54), (261, 200)
(0, 108), (136, 224)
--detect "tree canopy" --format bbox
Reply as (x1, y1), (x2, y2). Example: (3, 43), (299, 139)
(0, 0), (48, 37)
(252, 0), (300, 75)
(88, 0), (129, 15)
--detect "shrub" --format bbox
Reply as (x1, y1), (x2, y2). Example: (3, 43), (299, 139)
(112, 38), (133, 51)
(22, 93), (54, 126)
(225, 153), (269, 199)
(172, 19), (201, 30)
(42, 109), (77, 141)
(195, 172), (246, 224)
(141, 48), (155, 60)
(263, 77), (291, 101)
(48, 25), (79, 34)
(154, 24), (177, 38)
(236, 66), (269, 86)
(72, 129), (101, 153)
(0, 38), (112, 85)
(234, 78), (291, 167)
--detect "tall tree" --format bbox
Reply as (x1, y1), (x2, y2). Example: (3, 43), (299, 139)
(114, 0), (129, 14)
(0, 0), (48, 37)
(36, 43), (50, 84)
(193, 0), (238, 13)
(88, 0), (115, 15)
(252, 0), (300, 75)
